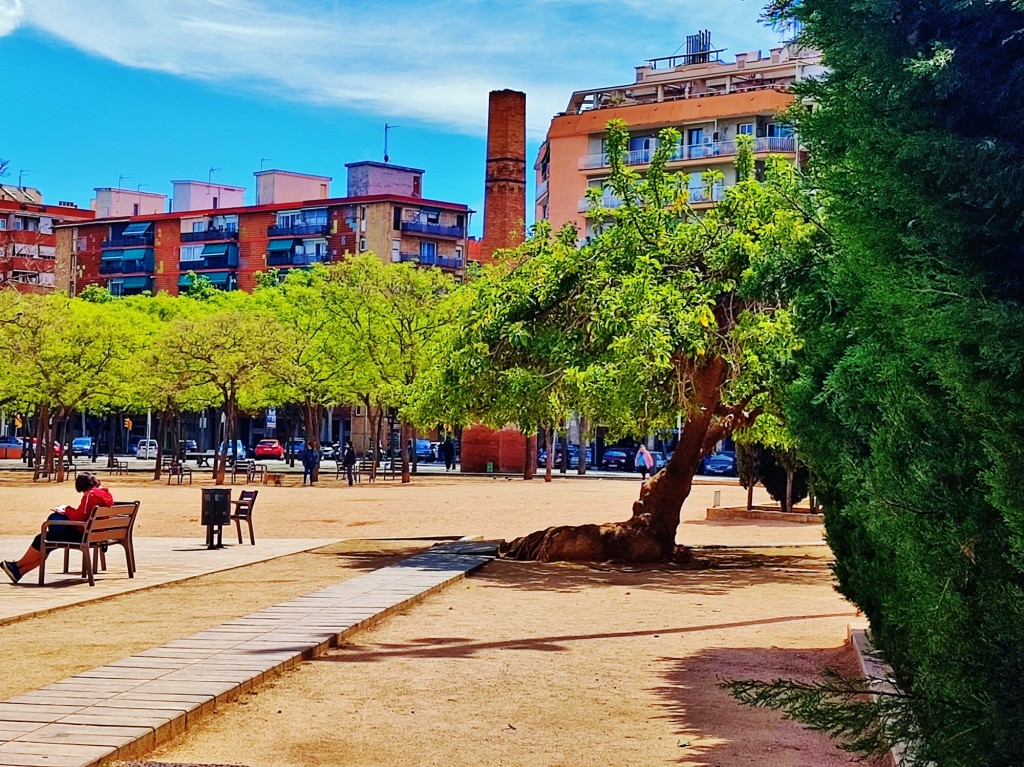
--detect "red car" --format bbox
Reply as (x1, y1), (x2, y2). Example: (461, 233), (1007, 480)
(30, 439), (63, 457)
(254, 439), (285, 459)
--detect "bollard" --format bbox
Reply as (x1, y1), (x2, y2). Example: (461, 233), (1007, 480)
(713, 490), (721, 508)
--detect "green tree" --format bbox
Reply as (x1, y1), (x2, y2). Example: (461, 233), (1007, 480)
(424, 122), (815, 562)
(754, 1), (1024, 763)
(324, 255), (458, 482)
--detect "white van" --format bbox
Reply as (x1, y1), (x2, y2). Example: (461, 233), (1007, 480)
(136, 439), (159, 459)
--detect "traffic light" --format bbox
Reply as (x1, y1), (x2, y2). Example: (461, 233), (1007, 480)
(14, 415), (22, 428)
(124, 418), (133, 430)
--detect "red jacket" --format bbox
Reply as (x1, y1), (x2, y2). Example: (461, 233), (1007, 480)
(67, 487), (114, 522)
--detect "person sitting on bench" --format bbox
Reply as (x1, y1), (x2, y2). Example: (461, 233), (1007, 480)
(1, 473), (114, 584)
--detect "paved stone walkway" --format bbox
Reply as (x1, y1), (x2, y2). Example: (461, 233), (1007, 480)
(0, 540), (497, 767)
(0, 537), (336, 625)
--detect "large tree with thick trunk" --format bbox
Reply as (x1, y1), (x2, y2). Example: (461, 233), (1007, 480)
(421, 122), (816, 562)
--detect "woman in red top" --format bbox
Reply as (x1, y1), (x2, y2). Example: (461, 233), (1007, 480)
(1, 473), (114, 584)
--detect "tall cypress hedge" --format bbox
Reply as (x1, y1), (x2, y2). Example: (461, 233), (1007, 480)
(767, 1), (1024, 762)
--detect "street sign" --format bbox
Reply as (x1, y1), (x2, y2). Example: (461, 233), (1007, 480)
(266, 408), (277, 429)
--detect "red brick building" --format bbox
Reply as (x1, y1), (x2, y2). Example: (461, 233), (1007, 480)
(55, 165), (472, 297)
(0, 185), (93, 293)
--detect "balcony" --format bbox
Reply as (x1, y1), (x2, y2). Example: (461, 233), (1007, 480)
(181, 228), (239, 243)
(578, 184), (727, 213)
(266, 252), (332, 267)
(399, 252), (463, 270)
(399, 221), (465, 238)
(536, 177), (549, 201)
(100, 259), (151, 275)
(267, 222), (329, 237)
(578, 136), (797, 170)
(102, 233), (154, 248)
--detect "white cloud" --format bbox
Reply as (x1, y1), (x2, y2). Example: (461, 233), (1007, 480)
(14, 0), (777, 135)
(0, 0), (24, 36)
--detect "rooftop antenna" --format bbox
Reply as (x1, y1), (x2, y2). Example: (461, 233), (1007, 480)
(17, 170), (28, 188)
(208, 167), (220, 184)
(118, 174), (131, 189)
(384, 123), (400, 163)
(136, 183), (147, 192)
(260, 158), (272, 170)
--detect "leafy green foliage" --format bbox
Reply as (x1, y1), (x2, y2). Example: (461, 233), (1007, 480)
(764, 1), (1024, 763)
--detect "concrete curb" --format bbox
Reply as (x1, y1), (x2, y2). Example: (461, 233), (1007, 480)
(847, 627), (904, 767)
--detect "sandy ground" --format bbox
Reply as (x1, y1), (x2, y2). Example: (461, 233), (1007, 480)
(0, 473), (867, 767)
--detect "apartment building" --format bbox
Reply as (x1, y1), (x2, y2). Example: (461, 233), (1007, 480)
(0, 185), (93, 293)
(535, 33), (824, 235)
(55, 162), (472, 297)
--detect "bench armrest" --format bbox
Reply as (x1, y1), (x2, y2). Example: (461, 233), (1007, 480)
(40, 519), (87, 535)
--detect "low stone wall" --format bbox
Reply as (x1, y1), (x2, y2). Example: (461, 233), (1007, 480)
(705, 505), (823, 524)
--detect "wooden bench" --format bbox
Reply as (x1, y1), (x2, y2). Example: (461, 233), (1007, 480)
(39, 501), (141, 587)
(357, 456), (376, 482)
(230, 490), (258, 545)
(109, 459), (128, 475)
(335, 458), (360, 483)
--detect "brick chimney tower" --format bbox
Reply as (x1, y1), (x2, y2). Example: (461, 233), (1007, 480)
(481, 89), (527, 263)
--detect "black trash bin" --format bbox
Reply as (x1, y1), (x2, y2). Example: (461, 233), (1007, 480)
(201, 488), (232, 549)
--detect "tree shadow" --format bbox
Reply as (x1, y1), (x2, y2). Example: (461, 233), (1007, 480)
(467, 548), (834, 596)
(652, 644), (888, 766)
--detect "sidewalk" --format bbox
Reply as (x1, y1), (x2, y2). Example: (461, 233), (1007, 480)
(0, 540), (496, 767)
(0, 537), (335, 625)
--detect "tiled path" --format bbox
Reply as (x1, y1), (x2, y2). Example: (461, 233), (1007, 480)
(0, 537), (336, 625)
(0, 540), (497, 767)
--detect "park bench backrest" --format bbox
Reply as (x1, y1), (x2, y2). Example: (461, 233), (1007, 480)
(87, 502), (140, 547)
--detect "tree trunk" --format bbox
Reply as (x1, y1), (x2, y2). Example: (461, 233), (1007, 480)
(747, 480), (755, 512)
(544, 425), (553, 483)
(524, 431), (536, 480)
(784, 468), (794, 514)
(33, 405), (48, 481)
(302, 401), (321, 483)
(400, 421), (411, 484)
(577, 418), (588, 476)
(502, 360), (726, 563)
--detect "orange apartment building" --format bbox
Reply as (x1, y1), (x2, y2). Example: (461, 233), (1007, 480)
(535, 34), (824, 235)
(55, 162), (472, 297)
(0, 185), (93, 293)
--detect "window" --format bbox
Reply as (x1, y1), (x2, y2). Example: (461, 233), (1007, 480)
(359, 238), (366, 252)
(277, 211), (300, 228)
(133, 204), (140, 216)
(412, 176), (421, 197)
(393, 206), (402, 230)
(391, 238), (401, 262)
(766, 123), (794, 138)
(738, 123), (754, 135)
(212, 196), (219, 209)
(0, 219), (6, 230)
(302, 208), (328, 226)
(455, 245), (463, 261)
(213, 214), (238, 231)
(420, 241), (437, 259)
(109, 279), (124, 297)
(359, 206), (367, 233)
(425, 210), (440, 225)
(192, 221), (207, 232)
(687, 128), (704, 146)
(180, 245), (204, 262)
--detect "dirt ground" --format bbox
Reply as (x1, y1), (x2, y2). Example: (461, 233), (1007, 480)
(0, 473), (868, 767)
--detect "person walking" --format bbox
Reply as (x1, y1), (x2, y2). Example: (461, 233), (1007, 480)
(342, 441), (357, 486)
(300, 443), (319, 486)
(634, 444), (654, 481)
(441, 436), (455, 471)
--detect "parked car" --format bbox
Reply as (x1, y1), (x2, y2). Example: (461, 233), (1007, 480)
(0, 436), (24, 448)
(700, 450), (737, 476)
(29, 438), (63, 457)
(319, 443), (339, 460)
(650, 450), (669, 472)
(601, 447), (635, 471)
(178, 439), (198, 453)
(287, 437), (307, 455)
(413, 439), (434, 462)
(217, 440), (247, 460)
(537, 444), (595, 470)
(135, 439), (159, 459)
(255, 439), (285, 459)
(71, 437), (94, 456)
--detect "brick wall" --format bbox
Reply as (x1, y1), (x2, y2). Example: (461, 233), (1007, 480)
(461, 425), (529, 473)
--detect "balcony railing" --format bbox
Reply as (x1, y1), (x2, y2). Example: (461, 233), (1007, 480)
(267, 222), (329, 237)
(399, 252), (463, 270)
(578, 136), (797, 170)
(179, 253), (239, 270)
(578, 184), (728, 212)
(266, 252), (332, 267)
(99, 259), (151, 275)
(102, 234), (154, 248)
(180, 228), (239, 243)
(399, 221), (465, 238)
(536, 177), (549, 201)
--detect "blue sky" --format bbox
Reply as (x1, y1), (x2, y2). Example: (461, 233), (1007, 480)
(0, 0), (781, 235)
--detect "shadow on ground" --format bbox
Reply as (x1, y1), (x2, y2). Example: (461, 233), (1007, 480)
(650, 644), (887, 766)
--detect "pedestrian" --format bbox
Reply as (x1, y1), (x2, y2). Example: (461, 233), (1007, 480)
(342, 440), (357, 486)
(1, 473), (113, 584)
(300, 442), (318, 486)
(634, 444), (654, 480)
(90, 437), (98, 463)
(441, 436), (455, 471)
